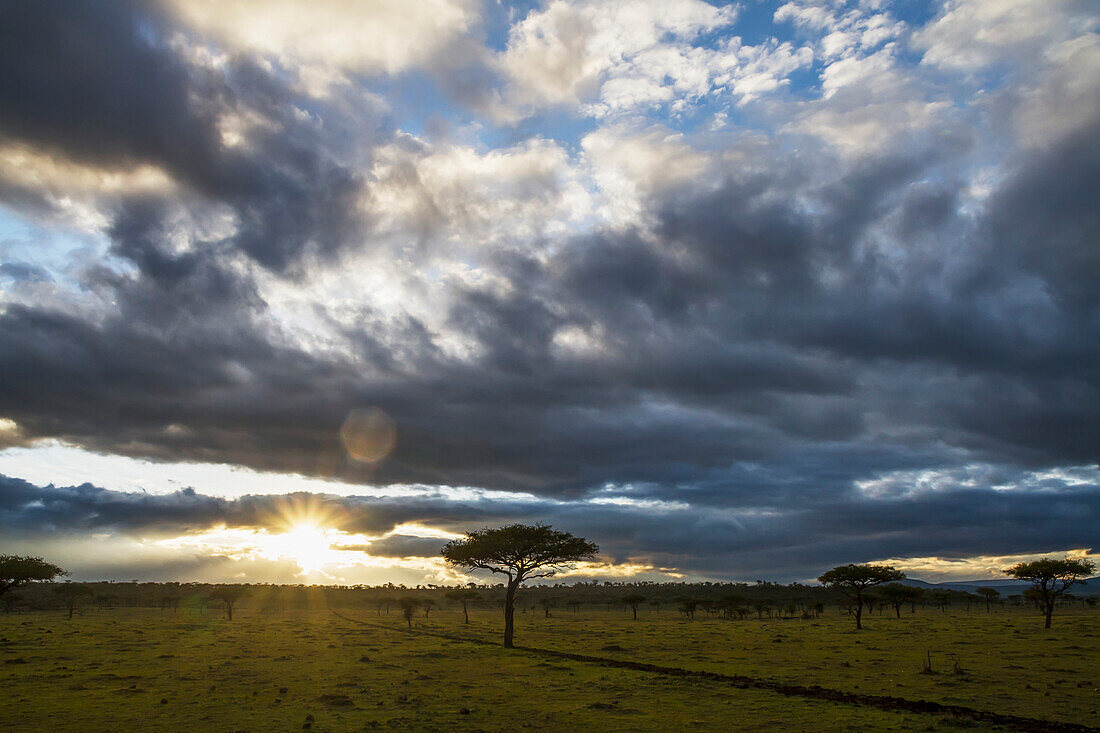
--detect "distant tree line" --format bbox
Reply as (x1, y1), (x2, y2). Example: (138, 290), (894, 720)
(2, 551), (1094, 632)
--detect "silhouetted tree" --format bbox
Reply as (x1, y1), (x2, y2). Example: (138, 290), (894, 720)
(621, 593), (646, 620)
(929, 589), (952, 612)
(538, 597), (554, 618)
(445, 589), (480, 624)
(878, 583), (922, 619)
(0, 555), (67, 598)
(209, 586), (246, 621)
(421, 598), (436, 618)
(1004, 557), (1095, 629)
(442, 524), (598, 648)
(54, 583), (93, 619)
(398, 596), (420, 628)
(975, 587), (1000, 613)
(818, 564), (905, 630)
(675, 596), (698, 620)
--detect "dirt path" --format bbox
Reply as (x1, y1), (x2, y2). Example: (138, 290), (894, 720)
(329, 608), (1098, 733)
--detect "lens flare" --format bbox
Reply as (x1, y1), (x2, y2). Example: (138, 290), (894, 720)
(340, 407), (396, 463)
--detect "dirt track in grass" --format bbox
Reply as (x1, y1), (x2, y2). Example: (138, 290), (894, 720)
(329, 607), (1099, 733)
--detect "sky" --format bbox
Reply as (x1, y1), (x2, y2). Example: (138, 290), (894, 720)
(0, 0), (1097, 586)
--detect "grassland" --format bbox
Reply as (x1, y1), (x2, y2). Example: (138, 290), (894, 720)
(1, 601), (1096, 731)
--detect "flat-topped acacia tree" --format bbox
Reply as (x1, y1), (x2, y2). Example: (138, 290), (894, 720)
(209, 586), (246, 621)
(0, 555), (67, 598)
(1004, 557), (1095, 629)
(818, 564), (905, 630)
(445, 588), (480, 624)
(442, 524), (598, 648)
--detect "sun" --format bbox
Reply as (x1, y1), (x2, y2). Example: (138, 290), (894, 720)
(255, 495), (351, 574)
(265, 522), (335, 573)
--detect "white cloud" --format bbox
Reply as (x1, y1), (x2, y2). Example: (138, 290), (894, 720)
(363, 136), (596, 248)
(499, 0), (812, 117)
(165, 0), (478, 90)
(787, 77), (951, 155)
(775, 0), (905, 61)
(914, 0), (1097, 71)
(724, 39), (814, 103)
(820, 43), (896, 97)
(913, 0), (1100, 151)
(581, 126), (709, 224)
(1012, 33), (1100, 147)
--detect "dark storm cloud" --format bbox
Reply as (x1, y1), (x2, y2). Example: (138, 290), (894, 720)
(0, 1), (218, 183)
(0, 474), (232, 534)
(2, 118), (1098, 498)
(0, 0), (380, 273)
(356, 535), (448, 559)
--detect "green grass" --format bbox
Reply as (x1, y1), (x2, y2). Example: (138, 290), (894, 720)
(442, 604), (1100, 726)
(1, 604), (1095, 731)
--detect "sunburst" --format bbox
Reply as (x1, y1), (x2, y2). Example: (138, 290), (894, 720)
(256, 494), (350, 574)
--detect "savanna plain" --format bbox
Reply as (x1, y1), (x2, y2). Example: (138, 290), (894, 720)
(2, 594), (1097, 732)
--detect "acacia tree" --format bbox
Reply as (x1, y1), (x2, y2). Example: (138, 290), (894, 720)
(975, 587), (1000, 613)
(621, 593), (646, 620)
(818, 564), (905, 630)
(54, 583), (94, 619)
(878, 583), (922, 619)
(398, 596), (420, 627)
(445, 588), (480, 624)
(441, 524), (598, 648)
(209, 586), (246, 621)
(0, 555), (67, 598)
(1004, 557), (1095, 629)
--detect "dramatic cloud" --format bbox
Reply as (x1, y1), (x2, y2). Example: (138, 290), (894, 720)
(2, 470), (1096, 582)
(0, 0), (1097, 583)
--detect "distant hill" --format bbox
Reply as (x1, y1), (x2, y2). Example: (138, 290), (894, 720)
(903, 577), (1100, 596)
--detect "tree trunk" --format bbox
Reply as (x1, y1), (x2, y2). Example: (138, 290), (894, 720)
(1044, 601), (1053, 629)
(226, 603), (233, 621)
(854, 599), (863, 630)
(503, 579), (519, 648)
(68, 605), (74, 620)
(632, 606), (637, 620)
(463, 602), (469, 624)
(895, 604), (901, 619)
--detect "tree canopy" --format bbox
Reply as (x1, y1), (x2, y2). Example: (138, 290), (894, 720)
(442, 524), (599, 582)
(442, 524), (598, 647)
(1004, 557), (1095, 628)
(877, 582), (922, 618)
(445, 588), (480, 624)
(818, 564), (905, 629)
(208, 586), (246, 620)
(0, 555), (67, 597)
